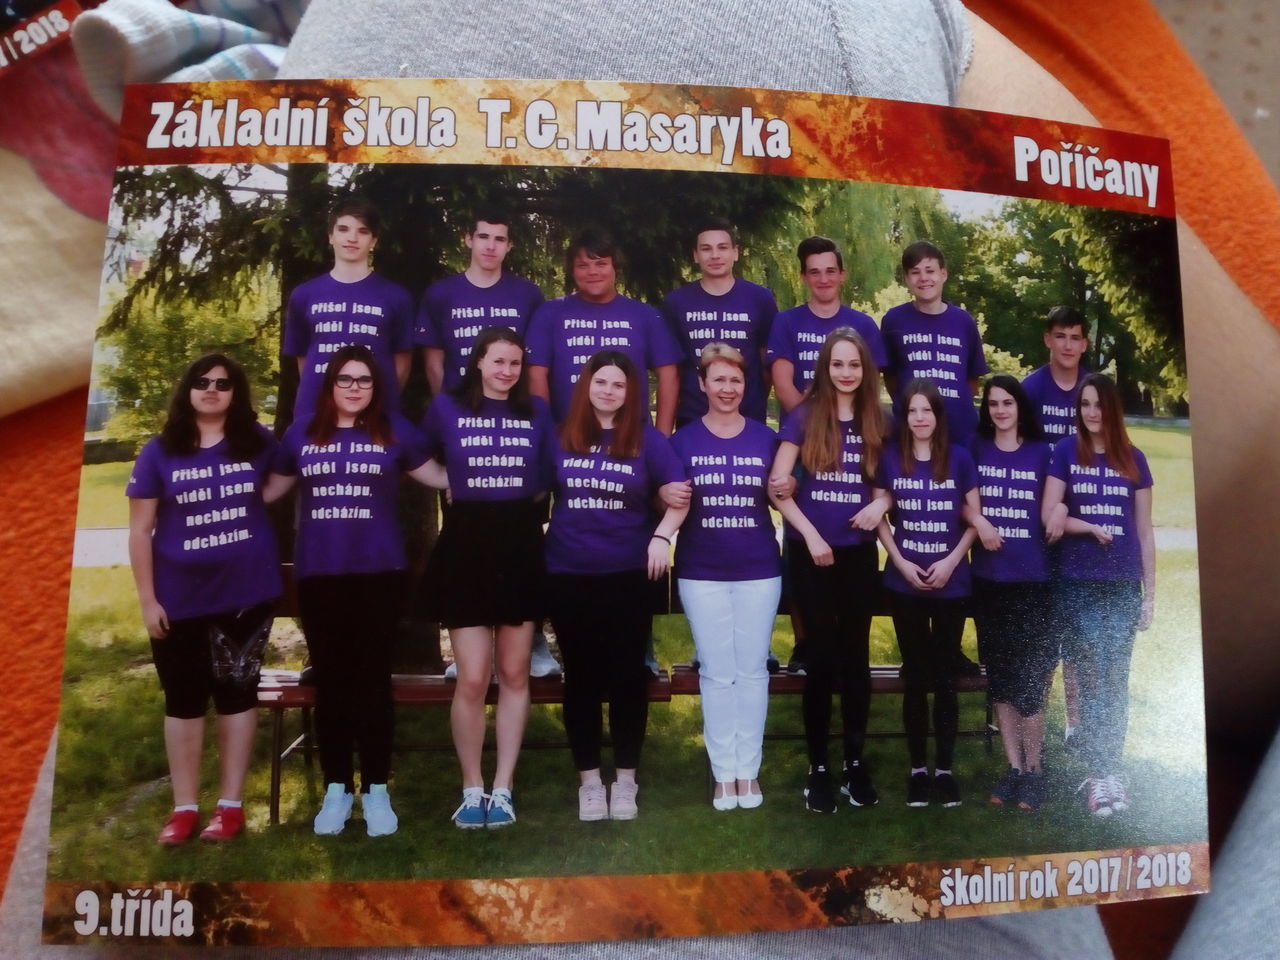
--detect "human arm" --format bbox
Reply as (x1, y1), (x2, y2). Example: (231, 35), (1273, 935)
(963, 496), (1002, 551)
(1136, 486), (1155, 630)
(262, 472), (296, 504)
(850, 489), (891, 532)
(424, 347), (445, 396)
(406, 458), (449, 490)
(395, 350), (411, 387)
(654, 363), (678, 436)
(295, 356), (305, 376)
(876, 516), (930, 590)
(647, 505), (688, 580)
(658, 479), (692, 510)
(771, 358), (803, 413)
(528, 365), (550, 403)
(127, 497), (168, 638)
(768, 440), (831, 566)
(924, 489), (980, 590)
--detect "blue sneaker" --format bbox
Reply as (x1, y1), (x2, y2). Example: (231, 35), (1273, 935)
(452, 787), (487, 830)
(486, 788), (516, 829)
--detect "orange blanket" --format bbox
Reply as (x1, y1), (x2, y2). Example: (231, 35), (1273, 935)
(2, 0), (1277, 901)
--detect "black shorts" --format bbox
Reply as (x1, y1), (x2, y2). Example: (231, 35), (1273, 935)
(423, 498), (545, 629)
(151, 601), (275, 718)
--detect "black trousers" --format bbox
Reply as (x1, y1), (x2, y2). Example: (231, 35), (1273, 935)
(890, 591), (966, 770)
(298, 571), (405, 792)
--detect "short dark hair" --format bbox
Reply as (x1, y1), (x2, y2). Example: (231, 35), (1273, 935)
(565, 228), (622, 281)
(328, 196), (381, 236)
(797, 235), (842, 272)
(1045, 305), (1086, 334)
(471, 210), (513, 234)
(694, 217), (738, 248)
(902, 240), (945, 272)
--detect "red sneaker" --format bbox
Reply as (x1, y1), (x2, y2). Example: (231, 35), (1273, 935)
(199, 805), (245, 842)
(157, 809), (200, 846)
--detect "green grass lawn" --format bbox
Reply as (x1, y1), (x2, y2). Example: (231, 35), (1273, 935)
(49, 556), (1206, 885)
(75, 460), (132, 529)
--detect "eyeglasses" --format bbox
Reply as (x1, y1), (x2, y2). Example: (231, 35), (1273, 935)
(335, 374), (375, 389)
(192, 377), (233, 392)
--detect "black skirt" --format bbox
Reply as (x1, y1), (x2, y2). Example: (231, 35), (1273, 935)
(423, 498), (545, 629)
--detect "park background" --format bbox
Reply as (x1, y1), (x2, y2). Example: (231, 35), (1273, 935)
(49, 162), (1204, 893)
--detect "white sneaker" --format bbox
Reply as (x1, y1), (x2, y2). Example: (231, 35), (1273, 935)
(314, 782), (353, 835)
(444, 662), (458, 679)
(361, 784), (398, 837)
(529, 633), (562, 678)
(1105, 774), (1130, 813)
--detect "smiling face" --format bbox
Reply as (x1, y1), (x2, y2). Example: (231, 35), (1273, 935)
(572, 252), (617, 303)
(827, 339), (863, 395)
(1079, 384), (1104, 437)
(333, 359), (374, 419)
(478, 339), (524, 399)
(906, 391), (937, 443)
(699, 359), (745, 416)
(190, 364), (233, 418)
(693, 230), (739, 281)
(905, 256), (947, 308)
(1045, 324), (1088, 371)
(986, 384), (1019, 435)
(329, 215), (376, 265)
(801, 251), (846, 307)
(466, 220), (512, 273)
(588, 363), (628, 422)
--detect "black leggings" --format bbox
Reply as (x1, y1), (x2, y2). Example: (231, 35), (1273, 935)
(789, 542), (878, 768)
(151, 601), (274, 719)
(547, 570), (652, 771)
(891, 592), (966, 770)
(298, 571), (405, 792)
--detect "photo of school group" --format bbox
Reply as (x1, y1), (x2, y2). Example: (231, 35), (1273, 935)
(50, 160), (1204, 896)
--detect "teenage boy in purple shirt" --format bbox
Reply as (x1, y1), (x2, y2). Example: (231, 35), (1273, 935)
(662, 217), (777, 425)
(416, 212), (545, 395)
(284, 198), (415, 424)
(767, 236), (887, 415)
(1021, 305), (1089, 443)
(1021, 305), (1090, 744)
(528, 229), (683, 434)
(881, 240), (988, 445)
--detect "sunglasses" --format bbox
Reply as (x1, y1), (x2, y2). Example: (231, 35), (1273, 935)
(193, 377), (233, 392)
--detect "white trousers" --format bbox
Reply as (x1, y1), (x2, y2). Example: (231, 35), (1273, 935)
(678, 577), (782, 782)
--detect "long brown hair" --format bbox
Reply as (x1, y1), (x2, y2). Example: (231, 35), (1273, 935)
(897, 378), (950, 483)
(798, 328), (884, 478)
(559, 350), (644, 458)
(453, 326), (534, 418)
(160, 353), (266, 459)
(1074, 373), (1139, 482)
(306, 344), (393, 447)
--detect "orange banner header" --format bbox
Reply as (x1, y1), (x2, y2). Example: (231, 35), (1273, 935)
(118, 78), (1175, 217)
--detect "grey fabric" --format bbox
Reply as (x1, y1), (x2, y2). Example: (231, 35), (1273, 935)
(280, 0), (972, 106)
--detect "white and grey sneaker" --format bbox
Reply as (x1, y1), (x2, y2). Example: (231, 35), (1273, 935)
(361, 784), (398, 837)
(314, 782), (354, 835)
(530, 633), (562, 678)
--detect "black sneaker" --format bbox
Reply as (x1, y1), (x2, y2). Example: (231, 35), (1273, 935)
(766, 656), (781, 674)
(841, 763), (879, 807)
(989, 767), (1021, 807)
(934, 772), (962, 807)
(804, 766), (837, 813)
(787, 658), (807, 676)
(1017, 771), (1046, 812)
(906, 771), (931, 807)
(953, 651), (982, 678)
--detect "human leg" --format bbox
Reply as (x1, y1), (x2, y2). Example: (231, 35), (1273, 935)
(492, 620), (533, 792)
(449, 624), (495, 790)
(926, 597), (965, 771)
(728, 576), (781, 787)
(680, 577), (738, 786)
(349, 572), (403, 791)
(548, 573), (608, 774)
(298, 576), (358, 792)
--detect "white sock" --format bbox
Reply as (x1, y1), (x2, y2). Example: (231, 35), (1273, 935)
(173, 804), (198, 813)
(215, 798), (242, 808)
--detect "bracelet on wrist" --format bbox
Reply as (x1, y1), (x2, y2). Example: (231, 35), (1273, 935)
(651, 533), (671, 544)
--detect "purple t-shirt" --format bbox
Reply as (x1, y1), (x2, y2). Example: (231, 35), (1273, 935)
(970, 437), (1051, 583)
(881, 302), (988, 446)
(545, 425), (684, 575)
(778, 406), (880, 547)
(662, 279), (777, 423)
(1021, 364), (1087, 443)
(526, 293), (685, 422)
(1049, 436), (1154, 581)
(766, 304), (888, 398)
(283, 272), (415, 423)
(275, 415), (427, 579)
(414, 271), (544, 391)
(419, 393), (554, 502)
(127, 429), (282, 620)
(670, 418), (781, 582)
(878, 444), (979, 599)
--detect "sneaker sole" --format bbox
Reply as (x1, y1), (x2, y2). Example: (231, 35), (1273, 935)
(941, 800), (963, 808)
(453, 819), (487, 830)
(579, 811), (609, 822)
(906, 800), (930, 808)
(485, 818), (516, 829)
(609, 809), (637, 821)
(839, 786), (878, 807)
(802, 790), (836, 814)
